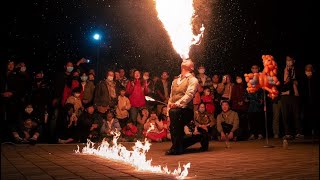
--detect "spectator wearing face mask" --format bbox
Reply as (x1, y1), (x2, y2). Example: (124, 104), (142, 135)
(94, 70), (117, 112)
(196, 65), (213, 89)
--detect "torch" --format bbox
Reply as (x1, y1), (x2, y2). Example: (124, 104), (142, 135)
(145, 96), (167, 105)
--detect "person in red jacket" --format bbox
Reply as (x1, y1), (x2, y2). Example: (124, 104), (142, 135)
(126, 70), (149, 126)
(201, 87), (215, 115)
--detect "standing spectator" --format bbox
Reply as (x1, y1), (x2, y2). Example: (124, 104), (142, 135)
(81, 72), (96, 106)
(231, 75), (249, 137)
(126, 70), (149, 125)
(143, 71), (155, 110)
(201, 87), (215, 115)
(246, 89), (264, 140)
(94, 70), (117, 112)
(196, 65), (213, 88)
(212, 74), (224, 117)
(1, 60), (19, 142)
(300, 64), (319, 136)
(221, 74), (233, 101)
(193, 85), (203, 111)
(15, 62), (31, 104)
(116, 88), (131, 128)
(30, 70), (51, 142)
(66, 87), (83, 118)
(119, 68), (129, 88)
(280, 55), (303, 139)
(155, 71), (171, 114)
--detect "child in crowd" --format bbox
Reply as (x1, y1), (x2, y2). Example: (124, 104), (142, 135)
(12, 117), (40, 145)
(158, 106), (170, 141)
(66, 87), (84, 120)
(136, 107), (149, 140)
(116, 88), (131, 128)
(58, 103), (78, 144)
(201, 87), (215, 115)
(100, 110), (121, 142)
(121, 120), (138, 142)
(143, 110), (166, 142)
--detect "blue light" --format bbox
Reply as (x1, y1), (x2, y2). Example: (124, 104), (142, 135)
(93, 34), (101, 40)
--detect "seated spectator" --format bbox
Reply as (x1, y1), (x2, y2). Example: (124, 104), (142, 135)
(136, 107), (149, 139)
(143, 110), (166, 142)
(66, 87), (83, 118)
(77, 103), (97, 143)
(194, 103), (215, 136)
(121, 120), (138, 142)
(11, 117), (40, 145)
(100, 110), (121, 141)
(213, 100), (241, 141)
(12, 104), (41, 145)
(58, 103), (78, 144)
(183, 119), (210, 152)
(158, 106), (170, 141)
(116, 88), (131, 128)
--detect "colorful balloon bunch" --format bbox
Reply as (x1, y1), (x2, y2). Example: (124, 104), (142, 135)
(244, 55), (281, 99)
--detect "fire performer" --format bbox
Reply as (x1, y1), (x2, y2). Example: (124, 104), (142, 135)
(166, 59), (207, 155)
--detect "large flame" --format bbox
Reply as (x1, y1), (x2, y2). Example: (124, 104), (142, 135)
(155, 0), (205, 60)
(75, 131), (191, 179)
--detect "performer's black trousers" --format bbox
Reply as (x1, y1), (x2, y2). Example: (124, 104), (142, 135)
(169, 108), (194, 153)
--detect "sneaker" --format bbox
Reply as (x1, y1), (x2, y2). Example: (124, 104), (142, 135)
(295, 134), (304, 139)
(258, 134), (264, 140)
(248, 134), (255, 140)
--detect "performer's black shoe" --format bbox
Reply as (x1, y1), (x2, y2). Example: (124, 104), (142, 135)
(165, 149), (183, 155)
(199, 147), (208, 152)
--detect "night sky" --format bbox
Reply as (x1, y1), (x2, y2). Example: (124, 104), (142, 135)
(5, 0), (315, 78)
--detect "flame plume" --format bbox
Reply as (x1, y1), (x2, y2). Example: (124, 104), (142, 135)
(75, 131), (191, 179)
(155, 0), (205, 60)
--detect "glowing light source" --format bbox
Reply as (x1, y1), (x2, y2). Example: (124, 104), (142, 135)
(93, 33), (101, 40)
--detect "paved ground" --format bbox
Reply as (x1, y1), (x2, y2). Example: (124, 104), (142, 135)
(1, 138), (319, 180)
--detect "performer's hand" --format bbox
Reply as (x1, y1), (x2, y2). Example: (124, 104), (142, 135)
(220, 132), (226, 141)
(169, 103), (179, 109)
(228, 132), (234, 140)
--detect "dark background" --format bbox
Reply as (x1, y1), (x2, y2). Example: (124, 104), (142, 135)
(4, 0), (316, 78)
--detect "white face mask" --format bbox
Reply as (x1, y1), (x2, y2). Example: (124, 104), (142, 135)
(143, 76), (149, 80)
(20, 67), (26, 72)
(107, 76), (114, 81)
(305, 71), (312, 77)
(236, 78), (243, 84)
(25, 107), (33, 114)
(198, 69), (205, 74)
(81, 76), (88, 82)
(74, 93), (80, 97)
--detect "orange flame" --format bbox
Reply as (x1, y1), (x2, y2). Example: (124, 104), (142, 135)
(75, 131), (191, 179)
(155, 0), (205, 60)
